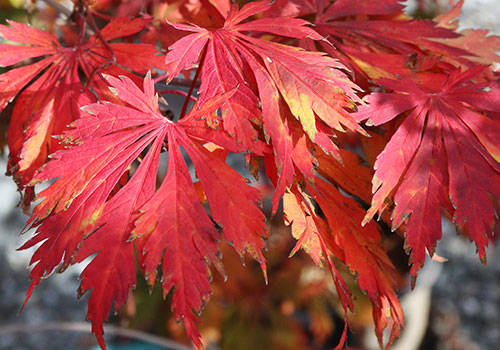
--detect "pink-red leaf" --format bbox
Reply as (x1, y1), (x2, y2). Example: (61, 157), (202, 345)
(23, 74), (266, 349)
(356, 67), (500, 276)
(0, 18), (164, 198)
(164, 1), (364, 209)
(133, 129), (221, 348)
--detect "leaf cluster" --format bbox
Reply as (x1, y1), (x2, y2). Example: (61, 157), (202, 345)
(1, 0), (499, 349)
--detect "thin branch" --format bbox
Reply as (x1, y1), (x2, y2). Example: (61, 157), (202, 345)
(171, 77), (201, 88)
(90, 9), (115, 21)
(0, 322), (193, 350)
(154, 72), (170, 84)
(180, 48), (207, 119)
(82, 0), (116, 64)
(154, 73), (201, 89)
(157, 89), (198, 102)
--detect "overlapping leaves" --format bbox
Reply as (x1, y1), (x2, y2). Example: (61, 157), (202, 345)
(5, 1), (500, 350)
(0, 16), (164, 205)
(23, 73), (267, 348)
(164, 0), (364, 210)
(356, 66), (500, 278)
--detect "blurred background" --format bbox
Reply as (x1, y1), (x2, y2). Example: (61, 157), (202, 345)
(0, 0), (499, 349)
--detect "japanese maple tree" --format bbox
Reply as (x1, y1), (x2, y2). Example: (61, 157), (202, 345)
(1, 0), (499, 349)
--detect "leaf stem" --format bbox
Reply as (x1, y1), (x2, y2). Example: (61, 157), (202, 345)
(82, 0), (116, 64)
(179, 47), (207, 119)
(157, 88), (199, 102)
(154, 72), (200, 88)
(89, 9), (115, 21)
(90, 10), (115, 21)
(153, 72), (169, 83)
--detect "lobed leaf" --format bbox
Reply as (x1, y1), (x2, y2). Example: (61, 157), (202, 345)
(356, 67), (500, 277)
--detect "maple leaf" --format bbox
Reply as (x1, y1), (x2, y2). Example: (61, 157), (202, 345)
(0, 17), (164, 204)
(311, 180), (403, 348)
(163, 0), (365, 210)
(131, 129), (222, 348)
(435, 0), (500, 66)
(355, 66), (500, 278)
(22, 73), (266, 348)
(4, 2), (500, 350)
(20, 74), (169, 348)
(315, 148), (374, 205)
(283, 186), (353, 350)
(283, 146), (403, 348)
(302, 0), (470, 82)
(283, 179), (403, 349)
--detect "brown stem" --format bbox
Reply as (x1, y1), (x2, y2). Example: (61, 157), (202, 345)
(171, 77), (200, 88)
(89, 9), (115, 21)
(82, 0), (116, 64)
(154, 72), (201, 89)
(157, 88), (199, 102)
(179, 47), (207, 119)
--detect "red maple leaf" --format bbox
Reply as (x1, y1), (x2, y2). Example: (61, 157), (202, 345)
(3, 1), (499, 350)
(283, 146), (404, 349)
(273, 0), (470, 83)
(355, 66), (500, 279)
(22, 73), (266, 348)
(284, 177), (404, 349)
(163, 0), (365, 211)
(435, 0), (500, 66)
(0, 17), (164, 205)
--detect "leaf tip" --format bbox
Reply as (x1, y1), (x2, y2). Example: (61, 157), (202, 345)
(108, 87), (118, 96)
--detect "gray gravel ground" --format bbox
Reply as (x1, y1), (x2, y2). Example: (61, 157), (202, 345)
(0, 158), (94, 349)
(431, 231), (500, 350)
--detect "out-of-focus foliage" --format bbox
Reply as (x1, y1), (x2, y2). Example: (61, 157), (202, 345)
(119, 219), (408, 350)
